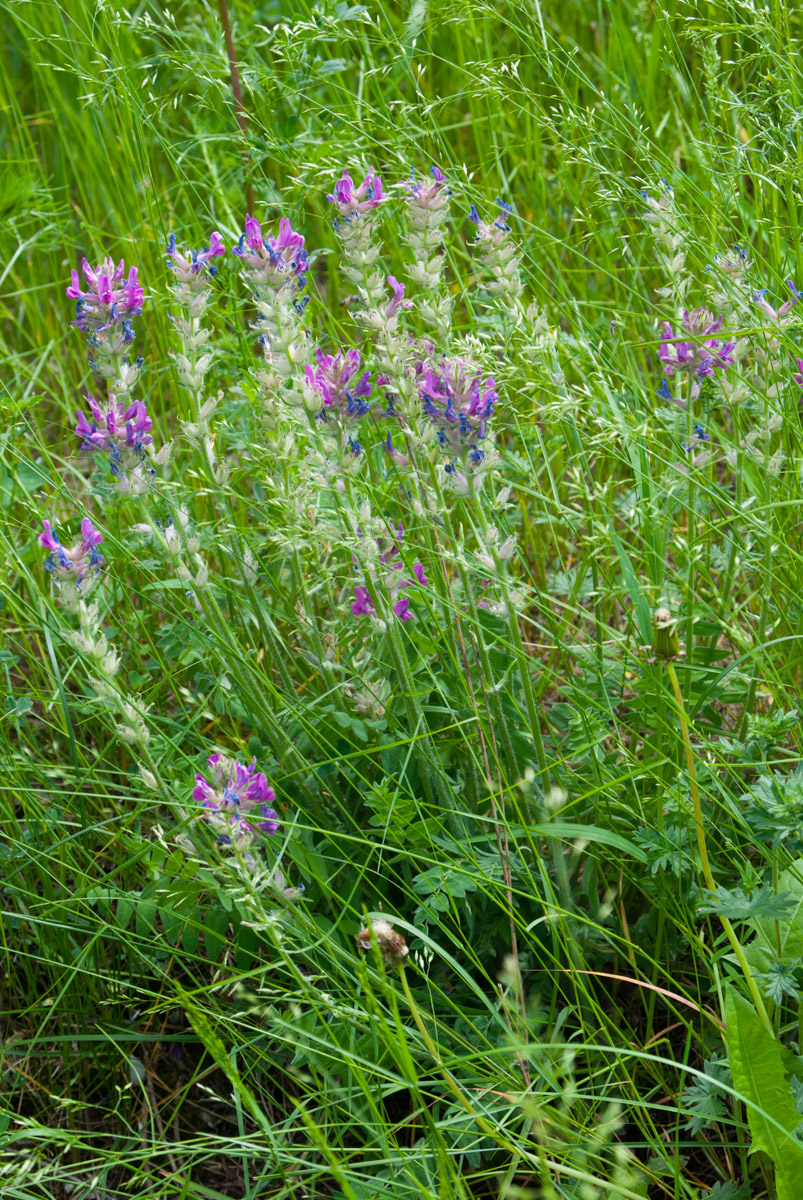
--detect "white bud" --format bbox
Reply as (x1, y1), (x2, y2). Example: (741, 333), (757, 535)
(194, 562), (209, 588)
(498, 535), (517, 561)
(151, 440), (173, 467)
(485, 525), (499, 546)
(176, 562), (191, 583)
(495, 486), (513, 508)
(132, 523), (152, 536)
(200, 392), (220, 419)
(100, 649), (121, 676)
(545, 785), (568, 814)
(140, 767), (158, 789)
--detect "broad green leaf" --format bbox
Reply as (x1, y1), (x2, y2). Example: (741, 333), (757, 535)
(522, 822), (648, 863)
(725, 988), (803, 1200)
(203, 906), (230, 962)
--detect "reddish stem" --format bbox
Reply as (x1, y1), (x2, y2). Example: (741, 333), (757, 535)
(216, 0), (255, 214)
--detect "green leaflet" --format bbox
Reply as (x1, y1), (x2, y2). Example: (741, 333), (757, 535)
(725, 987), (803, 1199)
(742, 858), (803, 977)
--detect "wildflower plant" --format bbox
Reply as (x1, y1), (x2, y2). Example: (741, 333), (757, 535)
(10, 12), (803, 1198)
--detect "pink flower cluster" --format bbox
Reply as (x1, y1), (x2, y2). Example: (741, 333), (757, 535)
(352, 527), (428, 623)
(40, 517), (103, 588)
(166, 231), (225, 282)
(658, 308), (735, 378)
(305, 348), (373, 423)
(327, 170), (384, 221)
(66, 256), (144, 334)
(232, 214), (308, 289)
(75, 393), (152, 455)
(194, 754), (280, 849)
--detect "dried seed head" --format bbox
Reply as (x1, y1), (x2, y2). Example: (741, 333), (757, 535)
(652, 607), (680, 660)
(356, 919), (409, 969)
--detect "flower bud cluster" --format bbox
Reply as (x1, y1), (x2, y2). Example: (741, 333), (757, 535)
(187, 754), (280, 866)
(233, 214), (309, 396)
(328, 170), (386, 308)
(468, 199), (522, 299)
(40, 518), (103, 607)
(66, 255), (144, 394)
(403, 166), (453, 334)
(641, 180), (692, 304)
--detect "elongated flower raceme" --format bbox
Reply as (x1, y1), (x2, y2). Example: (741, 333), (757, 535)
(421, 359), (497, 462)
(193, 754), (280, 851)
(658, 309), (735, 378)
(166, 231), (225, 287)
(233, 215), (309, 391)
(467, 198), (522, 297)
(403, 166), (451, 307)
(327, 170), (385, 222)
(306, 347), (373, 425)
(67, 256), (144, 335)
(328, 170), (386, 307)
(66, 252), (145, 396)
(232, 215), (307, 292)
(40, 518), (103, 590)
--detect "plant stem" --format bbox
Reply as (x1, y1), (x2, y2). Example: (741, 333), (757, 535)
(216, 0), (254, 214)
(665, 659), (773, 1035)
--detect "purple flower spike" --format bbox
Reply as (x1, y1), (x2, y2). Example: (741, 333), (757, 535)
(75, 392), (153, 456)
(166, 231), (226, 282)
(66, 255), (144, 334)
(352, 525), (427, 623)
(194, 754), (279, 851)
(305, 347), (372, 423)
(404, 165), (449, 206)
(658, 316), (734, 378)
(231, 214), (307, 292)
(420, 359), (497, 457)
(40, 517), (104, 587)
(327, 170), (385, 221)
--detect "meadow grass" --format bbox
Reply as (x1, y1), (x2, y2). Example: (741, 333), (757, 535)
(3, 1), (803, 1197)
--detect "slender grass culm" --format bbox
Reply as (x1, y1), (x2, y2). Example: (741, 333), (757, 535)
(4, 1), (803, 1198)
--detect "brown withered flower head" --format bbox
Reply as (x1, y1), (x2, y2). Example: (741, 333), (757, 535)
(355, 919), (409, 969)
